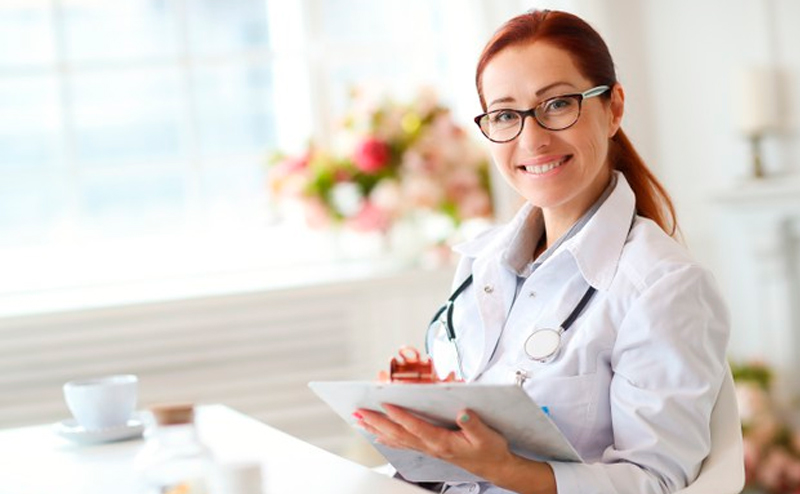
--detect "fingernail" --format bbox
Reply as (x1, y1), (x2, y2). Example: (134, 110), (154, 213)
(459, 413), (470, 423)
(352, 412), (364, 420)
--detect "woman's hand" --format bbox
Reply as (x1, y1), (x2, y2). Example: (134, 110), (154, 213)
(355, 405), (557, 494)
(354, 405), (514, 480)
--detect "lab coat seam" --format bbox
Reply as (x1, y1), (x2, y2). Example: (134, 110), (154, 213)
(616, 261), (648, 295)
(615, 250), (703, 298)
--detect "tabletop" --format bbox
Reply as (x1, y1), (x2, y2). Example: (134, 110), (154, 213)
(0, 404), (428, 494)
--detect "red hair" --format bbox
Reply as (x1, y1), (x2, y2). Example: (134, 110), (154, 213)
(476, 10), (677, 236)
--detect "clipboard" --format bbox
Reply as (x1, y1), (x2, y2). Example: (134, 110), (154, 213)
(308, 381), (583, 482)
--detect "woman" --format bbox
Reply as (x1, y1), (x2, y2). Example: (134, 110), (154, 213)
(356, 9), (731, 494)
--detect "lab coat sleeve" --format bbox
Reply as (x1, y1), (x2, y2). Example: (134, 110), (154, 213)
(547, 263), (730, 494)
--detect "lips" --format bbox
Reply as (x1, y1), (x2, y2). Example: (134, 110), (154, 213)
(518, 155), (572, 175)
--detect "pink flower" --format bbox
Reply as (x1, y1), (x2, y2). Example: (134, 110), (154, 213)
(347, 202), (391, 232)
(787, 459), (800, 487)
(758, 447), (794, 492)
(303, 198), (333, 229)
(268, 153), (310, 196)
(284, 153), (310, 173)
(445, 168), (482, 196)
(402, 176), (444, 210)
(272, 154), (309, 180)
(402, 145), (446, 176)
(743, 438), (763, 484)
(353, 137), (390, 174)
(457, 190), (493, 219)
(369, 179), (402, 215)
(420, 243), (453, 269)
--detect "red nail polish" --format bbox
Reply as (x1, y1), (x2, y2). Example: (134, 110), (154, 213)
(352, 411), (364, 420)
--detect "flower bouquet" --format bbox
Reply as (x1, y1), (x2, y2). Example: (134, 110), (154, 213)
(267, 87), (494, 257)
(733, 360), (800, 493)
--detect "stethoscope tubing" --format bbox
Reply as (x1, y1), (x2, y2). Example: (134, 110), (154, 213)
(431, 213), (632, 376)
(428, 274), (597, 375)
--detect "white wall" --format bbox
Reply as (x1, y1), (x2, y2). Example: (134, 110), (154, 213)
(638, 0), (798, 255)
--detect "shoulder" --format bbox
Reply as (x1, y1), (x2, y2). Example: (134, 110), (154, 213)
(610, 218), (730, 389)
(615, 217), (710, 292)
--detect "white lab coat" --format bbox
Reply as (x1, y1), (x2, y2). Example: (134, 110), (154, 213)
(435, 172), (730, 494)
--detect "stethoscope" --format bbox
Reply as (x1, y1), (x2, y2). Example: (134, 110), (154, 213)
(426, 274), (597, 380)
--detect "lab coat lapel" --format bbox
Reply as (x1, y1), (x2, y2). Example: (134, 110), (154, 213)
(470, 254), (517, 378)
(453, 204), (535, 378)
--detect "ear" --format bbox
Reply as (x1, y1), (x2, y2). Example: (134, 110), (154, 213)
(607, 83), (625, 138)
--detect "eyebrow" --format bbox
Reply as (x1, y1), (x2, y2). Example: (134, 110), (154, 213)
(487, 81), (577, 109)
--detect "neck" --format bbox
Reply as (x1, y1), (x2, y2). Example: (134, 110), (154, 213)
(540, 211), (572, 251)
(533, 233), (548, 260)
(540, 169), (613, 249)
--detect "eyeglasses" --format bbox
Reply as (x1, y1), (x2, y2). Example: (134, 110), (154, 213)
(474, 85), (610, 143)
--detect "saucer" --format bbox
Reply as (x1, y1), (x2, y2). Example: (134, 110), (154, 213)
(54, 417), (145, 445)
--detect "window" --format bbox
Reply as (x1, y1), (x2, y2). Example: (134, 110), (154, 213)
(1, 0), (281, 239)
(0, 0), (521, 312)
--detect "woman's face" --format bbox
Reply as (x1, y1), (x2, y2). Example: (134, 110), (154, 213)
(480, 41), (624, 224)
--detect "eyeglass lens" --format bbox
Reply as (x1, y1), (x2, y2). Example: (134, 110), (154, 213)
(479, 95), (581, 141)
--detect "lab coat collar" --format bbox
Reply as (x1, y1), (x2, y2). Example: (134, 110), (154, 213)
(452, 171), (636, 291)
(564, 171), (636, 291)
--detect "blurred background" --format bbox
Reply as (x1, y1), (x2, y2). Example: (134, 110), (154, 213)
(0, 0), (798, 490)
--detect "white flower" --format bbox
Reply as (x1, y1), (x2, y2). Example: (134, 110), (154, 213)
(736, 381), (772, 426)
(369, 179), (402, 215)
(418, 211), (456, 244)
(330, 182), (364, 217)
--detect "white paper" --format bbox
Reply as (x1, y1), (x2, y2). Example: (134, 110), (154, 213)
(308, 381), (582, 482)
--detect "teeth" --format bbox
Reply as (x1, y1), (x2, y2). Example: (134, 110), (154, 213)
(522, 159), (564, 174)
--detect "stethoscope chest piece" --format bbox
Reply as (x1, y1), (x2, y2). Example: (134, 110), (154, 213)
(524, 327), (563, 362)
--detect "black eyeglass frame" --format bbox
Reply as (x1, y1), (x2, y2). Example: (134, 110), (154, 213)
(474, 85), (611, 143)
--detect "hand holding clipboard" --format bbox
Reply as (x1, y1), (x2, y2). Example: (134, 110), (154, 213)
(309, 347), (582, 482)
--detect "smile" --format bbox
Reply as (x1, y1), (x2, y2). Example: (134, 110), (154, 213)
(518, 156), (570, 175)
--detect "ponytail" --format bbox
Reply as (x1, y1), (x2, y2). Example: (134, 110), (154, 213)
(610, 129), (678, 237)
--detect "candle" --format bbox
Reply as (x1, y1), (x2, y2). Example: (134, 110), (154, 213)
(733, 67), (780, 136)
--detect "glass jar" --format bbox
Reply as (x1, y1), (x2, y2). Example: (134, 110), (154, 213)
(212, 460), (264, 494)
(135, 403), (214, 494)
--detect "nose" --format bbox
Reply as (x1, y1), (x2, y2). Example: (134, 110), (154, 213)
(516, 114), (551, 151)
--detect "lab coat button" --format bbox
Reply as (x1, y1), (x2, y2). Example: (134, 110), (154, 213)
(483, 285), (494, 294)
(528, 291), (537, 298)
(513, 369), (529, 386)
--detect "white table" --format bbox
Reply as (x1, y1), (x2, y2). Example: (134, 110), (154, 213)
(0, 405), (428, 494)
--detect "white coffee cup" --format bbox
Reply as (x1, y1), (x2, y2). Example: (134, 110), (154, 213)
(63, 374), (138, 430)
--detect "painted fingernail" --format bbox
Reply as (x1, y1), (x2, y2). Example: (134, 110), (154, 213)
(459, 413), (470, 423)
(352, 412), (364, 420)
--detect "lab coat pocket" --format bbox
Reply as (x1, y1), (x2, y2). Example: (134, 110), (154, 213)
(524, 373), (598, 452)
